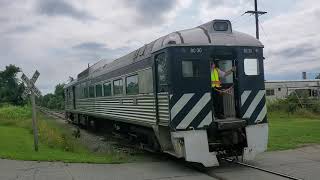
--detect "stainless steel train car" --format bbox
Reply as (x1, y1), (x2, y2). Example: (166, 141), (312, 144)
(64, 19), (268, 167)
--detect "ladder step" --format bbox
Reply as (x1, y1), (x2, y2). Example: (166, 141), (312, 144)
(214, 119), (246, 130)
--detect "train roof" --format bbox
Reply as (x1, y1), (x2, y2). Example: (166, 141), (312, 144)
(65, 19), (263, 88)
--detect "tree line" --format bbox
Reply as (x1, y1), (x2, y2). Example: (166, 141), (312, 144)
(1, 64), (320, 110)
(0, 64), (65, 110)
(0, 65), (25, 105)
(37, 84), (65, 110)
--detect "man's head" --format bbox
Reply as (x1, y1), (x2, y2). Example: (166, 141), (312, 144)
(211, 60), (219, 69)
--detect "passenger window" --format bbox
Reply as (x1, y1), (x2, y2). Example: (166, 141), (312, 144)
(95, 84), (102, 97)
(113, 79), (123, 95)
(266, 89), (275, 96)
(138, 68), (153, 94)
(75, 85), (80, 99)
(126, 75), (139, 95)
(312, 90), (319, 97)
(244, 58), (259, 75)
(89, 86), (95, 98)
(182, 60), (200, 77)
(83, 87), (88, 98)
(67, 89), (70, 99)
(156, 53), (168, 92)
(103, 82), (112, 96)
(294, 89), (312, 98)
(66, 89), (69, 100)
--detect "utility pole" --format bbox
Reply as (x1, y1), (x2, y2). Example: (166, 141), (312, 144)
(245, 0), (267, 39)
(31, 91), (39, 151)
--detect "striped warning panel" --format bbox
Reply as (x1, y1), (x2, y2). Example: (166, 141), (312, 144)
(241, 90), (267, 124)
(170, 92), (213, 130)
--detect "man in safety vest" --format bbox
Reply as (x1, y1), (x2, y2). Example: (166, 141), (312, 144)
(211, 60), (235, 119)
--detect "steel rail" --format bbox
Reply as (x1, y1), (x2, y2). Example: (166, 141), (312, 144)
(221, 158), (304, 180)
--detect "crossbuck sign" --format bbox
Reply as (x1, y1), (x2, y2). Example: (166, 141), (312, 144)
(21, 70), (41, 98)
(21, 70), (41, 152)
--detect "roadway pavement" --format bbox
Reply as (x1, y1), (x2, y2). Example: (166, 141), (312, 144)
(1, 145), (320, 180)
(207, 145), (320, 180)
(0, 159), (215, 180)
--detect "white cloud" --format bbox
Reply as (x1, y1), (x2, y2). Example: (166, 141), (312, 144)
(198, 0), (251, 23)
(0, 0), (192, 94)
(1, 0), (319, 95)
(198, 0), (320, 79)
(260, 0), (320, 77)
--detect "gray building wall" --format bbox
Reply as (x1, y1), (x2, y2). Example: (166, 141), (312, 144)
(265, 80), (320, 100)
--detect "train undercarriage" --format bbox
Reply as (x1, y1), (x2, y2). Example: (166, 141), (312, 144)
(65, 110), (267, 167)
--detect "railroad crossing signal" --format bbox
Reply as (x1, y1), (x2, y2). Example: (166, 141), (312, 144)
(21, 70), (41, 152)
(21, 70), (41, 99)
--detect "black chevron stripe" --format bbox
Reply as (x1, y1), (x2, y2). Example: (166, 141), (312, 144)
(170, 92), (212, 130)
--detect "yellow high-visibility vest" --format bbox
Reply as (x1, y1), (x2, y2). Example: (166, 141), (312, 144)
(211, 68), (221, 88)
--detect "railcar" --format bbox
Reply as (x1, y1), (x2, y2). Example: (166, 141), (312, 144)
(64, 19), (268, 167)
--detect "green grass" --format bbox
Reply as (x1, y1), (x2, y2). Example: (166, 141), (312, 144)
(0, 126), (130, 163)
(268, 111), (320, 151)
(0, 105), (139, 163)
(2, 105), (319, 161)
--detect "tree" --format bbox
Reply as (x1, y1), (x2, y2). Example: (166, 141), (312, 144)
(0, 65), (25, 105)
(53, 83), (65, 110)
(38, 83), (65, 110)
(54, 84), (65, 98)
(316, 73), (320, 79)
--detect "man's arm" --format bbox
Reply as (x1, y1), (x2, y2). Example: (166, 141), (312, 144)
(220, 66), (236, 77)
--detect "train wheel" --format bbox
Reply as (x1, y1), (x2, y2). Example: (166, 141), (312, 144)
(148, 135), (160, 152)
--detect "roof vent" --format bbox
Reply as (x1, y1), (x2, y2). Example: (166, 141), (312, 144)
(213, 21), (228, 31)
(212, 20), (232, 33)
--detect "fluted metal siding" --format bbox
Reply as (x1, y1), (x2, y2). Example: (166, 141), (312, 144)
(223, 92), (236, 117)
(65, 99), (73, 111)
(158, 93), (170, 126)
(70, 94), (169, 127)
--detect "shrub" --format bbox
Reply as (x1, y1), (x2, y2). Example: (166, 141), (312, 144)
(37, 119), (77, 152)
(0, 105), (79, 152)
(310, 101), (320, 114)
(295, 108), (318, 119)
(267, 94), (320, 116)
(0, 105), (32, 128)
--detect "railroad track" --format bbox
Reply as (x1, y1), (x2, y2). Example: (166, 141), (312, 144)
(38, 107), (66, 120)
(39, 107), (304, 180)
(220, 158), (303, 180)
(38, 107), (152, 153)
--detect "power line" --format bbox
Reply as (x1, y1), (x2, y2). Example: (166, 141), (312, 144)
(230, 13), (246, 23)
(232, 14), (253, 29)
(259, 23), (269, 42)
(244, 0), (267, 39)
(232, 13), (252, 26)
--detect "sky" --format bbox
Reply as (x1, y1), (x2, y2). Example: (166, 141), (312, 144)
(0, 0), (319, 94)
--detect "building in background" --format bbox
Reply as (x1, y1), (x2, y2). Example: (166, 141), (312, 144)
(265, 79), (320, 100)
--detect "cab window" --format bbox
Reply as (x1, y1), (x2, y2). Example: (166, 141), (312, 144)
(182, 60), (200, 77)
(156, 53), (168, 92)
(244, 58), (259, 75)
(217, 60), (233, 83)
